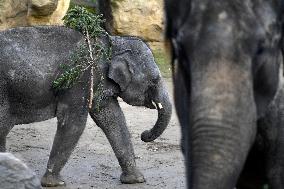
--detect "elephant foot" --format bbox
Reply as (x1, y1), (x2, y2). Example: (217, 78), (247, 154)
(120, 168), (145, 184)
(41, 171), (66, 187)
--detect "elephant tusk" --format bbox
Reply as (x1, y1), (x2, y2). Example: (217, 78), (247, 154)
(157, 103), (163, 109)
(152, 100), (158, 109)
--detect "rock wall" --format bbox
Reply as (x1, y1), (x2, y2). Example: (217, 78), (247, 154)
(111, 0), (164, 50)
(0, 0), (164, 49)
(27, 0), (70, 26)
(0, 0), (28, 30)
(0, 0), (70, 30)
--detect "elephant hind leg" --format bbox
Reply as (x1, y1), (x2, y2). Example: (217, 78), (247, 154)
(0, 125), (13, 152)
(41, 101), (89, 187)
(0, 101), (14, 152)
(90, 97), (145, 184)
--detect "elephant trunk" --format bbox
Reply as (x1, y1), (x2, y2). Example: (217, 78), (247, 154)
(141, 82), (172, 142)
(187, 63), (257, 188)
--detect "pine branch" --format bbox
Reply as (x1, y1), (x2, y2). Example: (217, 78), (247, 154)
(85, 30), (95, 109)
(52, 5), (110, 111)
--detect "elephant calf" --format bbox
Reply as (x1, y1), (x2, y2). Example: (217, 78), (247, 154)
(0, 26), (172, 187)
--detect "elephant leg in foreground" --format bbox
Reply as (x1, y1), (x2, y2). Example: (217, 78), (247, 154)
(90, 97), (145, 184)
(236, 143), (267, 189)
(41, 95), (89, 187)
(261, 91), (284, 189)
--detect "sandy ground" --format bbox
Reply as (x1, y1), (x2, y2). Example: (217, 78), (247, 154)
(6, 79), (186, 189)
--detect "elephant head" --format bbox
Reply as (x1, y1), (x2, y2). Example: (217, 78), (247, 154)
(165, 0), (282, 188)
(106, 36), (172, 142)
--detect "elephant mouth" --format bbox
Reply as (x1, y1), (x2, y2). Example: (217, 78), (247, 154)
(144, 97), (155, 109)
(145, 100), (162, 110)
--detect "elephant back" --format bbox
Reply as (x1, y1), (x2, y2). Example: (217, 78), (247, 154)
(0, 26), (84, 99)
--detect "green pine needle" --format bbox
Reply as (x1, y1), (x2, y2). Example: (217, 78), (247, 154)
(52, 6), (108, 91)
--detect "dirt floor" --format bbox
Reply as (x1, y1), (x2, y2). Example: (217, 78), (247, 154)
(6, 79), (186, 189)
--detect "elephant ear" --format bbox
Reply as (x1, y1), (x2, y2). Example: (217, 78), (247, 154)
(108, 50), (133, 91)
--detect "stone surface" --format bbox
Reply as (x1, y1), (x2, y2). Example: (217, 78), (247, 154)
(28, 0), (58, 17)
(0, 0), (164, 48)
(111, 0), (164, 44)
(0, 0), (70, 30)
(0, 0), (28, 30)
(27, 0), (70, 26)
(0, 153), (42, 189)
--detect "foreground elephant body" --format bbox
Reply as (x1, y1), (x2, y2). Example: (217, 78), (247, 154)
(165, 0), (284, 188)
(0, 26), (172, 187)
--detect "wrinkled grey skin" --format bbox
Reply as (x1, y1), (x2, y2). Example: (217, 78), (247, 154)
(0, 153), (42, 189)
(165, 0), (284, 188)
(0, 26), (172, 187)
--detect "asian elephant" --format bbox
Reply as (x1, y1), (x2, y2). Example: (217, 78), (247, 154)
(164, 0), (284, 188)
(0, 26), (172, 187)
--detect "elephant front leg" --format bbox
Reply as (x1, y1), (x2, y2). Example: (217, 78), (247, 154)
(90, 97), (145, 184)
(41, 102), (88, 187)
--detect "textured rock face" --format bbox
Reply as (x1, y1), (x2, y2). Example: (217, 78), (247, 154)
(27, 0), (70, 26)
(0, 0), (70, 30)
(111, 0), (164, 46)
(0, 153), (42, 189)
(28, 0), (58, 16)
(0, 0), (28, 30)
(0, 0), (164, 48)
